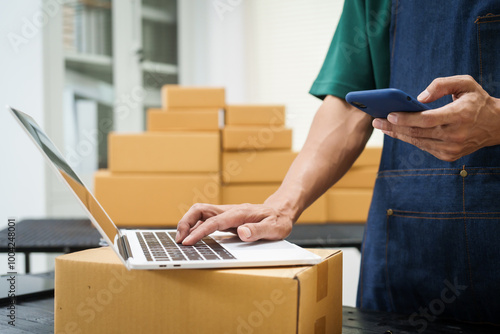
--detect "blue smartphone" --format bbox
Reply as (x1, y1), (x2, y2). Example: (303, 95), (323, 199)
(345, 88), (429, 118)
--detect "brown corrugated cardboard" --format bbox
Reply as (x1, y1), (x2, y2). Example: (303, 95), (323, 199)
(108, 132), (220, 172)
(326, 188), (373, 223)
(147, 109), (220, 131)
(94, 170), (220, 227)
(333, 166), (378, 189)
(352, 147), (382, 167)
(222, 126), (292, 151)
(225, 105), (286, 126)
(161, 85), (225, 108)
(222, 184), (327, 224)
(55, 247), (342, 334)
(222, 150), (298, 183)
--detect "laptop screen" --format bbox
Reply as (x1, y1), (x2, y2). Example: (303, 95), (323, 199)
(9, 107), (120, 247)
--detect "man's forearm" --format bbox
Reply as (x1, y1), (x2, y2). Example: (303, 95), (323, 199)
(265, 95), (374, 221)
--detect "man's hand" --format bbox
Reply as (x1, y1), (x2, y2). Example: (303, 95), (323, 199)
(175, 203), (293, 245)
(372, 75), (500, 161)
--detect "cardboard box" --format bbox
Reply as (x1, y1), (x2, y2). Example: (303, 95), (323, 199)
(222, 184), (327, 224)
(333, 166), (378, 189)
(108, 132), (220, 173)
(162, 85), (225, 108)
(225, 105), (286, 126)
(94, 170), (220, 227)
(55, 247), (342, 334)
(147, 109), (220, 131)
(326, 189), (373, 223)
(222, 126), (292, 151)
(222, 150), (298, 183)
(352, 147), (382, 167)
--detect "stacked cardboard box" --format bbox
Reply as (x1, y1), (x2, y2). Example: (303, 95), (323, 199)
(221, 105), (327, 224)
(94, 86), (225, 227)
(326, 148), (381, 222)
(94, 84), (381, 226)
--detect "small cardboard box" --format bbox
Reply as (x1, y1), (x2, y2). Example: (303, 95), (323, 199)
(326, 188), (373, 223)
(222, 150), (298, 183)
(94, 170), (220, 227)
(108, 132), (220, 173)
(222, 184), (327, 224)
(162, 85), (225, 108)
(147, 109), (220, 131)
(333, 166), (378, 189)
(225, 105), (286, 126)
(55, 247), (342, 334)
(352, 147), (382, 167)
(222, 126), (292, 151)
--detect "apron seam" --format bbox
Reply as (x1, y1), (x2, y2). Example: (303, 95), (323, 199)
(477, 19), (500, 23)
(385, 213), (396, 311)
(378, 167), (500, 174)
(462, 168), (483, 321)
(392, 215), (464, 220)
(358, 227), (368, 308)
(379, 168), (462, 173)
(476, 13), (500, 21)
(391, 209), (500, 215)
(378, 173), (457, 178)
(390, 0), (399, 63)
(477, 16), (484, 85)
(392, 214), (500, 220)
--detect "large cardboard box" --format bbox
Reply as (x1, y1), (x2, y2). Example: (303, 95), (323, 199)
(222, 184), (327, 224)
(108, 132), (220, 173)
(326, 188), (373, 223)
(333, 166), (378, 189)
(94, 170), (220, 227)
(225, 105), (286, 126)
(222, 150), (298, 184)
(55, 247), (342, 334)
(222, 126), (292, 151)
(147, 109), (220, 131)
(352, 147), (382, 167)
(162, 85), (225, 108)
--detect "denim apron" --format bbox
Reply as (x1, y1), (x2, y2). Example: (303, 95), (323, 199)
(357, 0), (500, 325)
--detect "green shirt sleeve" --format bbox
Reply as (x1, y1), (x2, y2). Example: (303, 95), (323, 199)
(309, 0), (391, 100)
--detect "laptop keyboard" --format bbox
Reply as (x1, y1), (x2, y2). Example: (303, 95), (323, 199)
(136, 231), (236, 262)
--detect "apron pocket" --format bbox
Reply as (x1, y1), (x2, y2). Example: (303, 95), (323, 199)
(476, 13), (500, 96)
(385, 210), (474, 321)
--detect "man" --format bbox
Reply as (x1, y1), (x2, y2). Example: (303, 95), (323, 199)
(177, 0), (500, 325)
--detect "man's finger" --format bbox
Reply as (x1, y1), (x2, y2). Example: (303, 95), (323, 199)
(181, 205), (272, 245)
(176, 203), (228, 242)
(382, 130), (462, 161)
(418, 75), (479, 103)
(237, 216), (292, 242)
(386, 104), (458, 128)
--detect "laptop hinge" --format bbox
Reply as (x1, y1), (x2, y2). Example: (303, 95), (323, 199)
(118, 235), (133, 260)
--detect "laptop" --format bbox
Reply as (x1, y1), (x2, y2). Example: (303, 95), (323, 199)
(8, 106), (322, 270)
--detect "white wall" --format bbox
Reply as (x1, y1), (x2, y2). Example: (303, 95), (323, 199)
(178, 0), (247, 102)
(0, 0), (49, 274)
(0, 2), (46, 227)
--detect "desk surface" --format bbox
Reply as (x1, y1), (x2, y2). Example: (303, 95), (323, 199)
(0, 294), (497, 334)
(0, 219), (101, 252)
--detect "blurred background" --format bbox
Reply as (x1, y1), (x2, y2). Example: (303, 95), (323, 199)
(0, 0), (383, 306)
